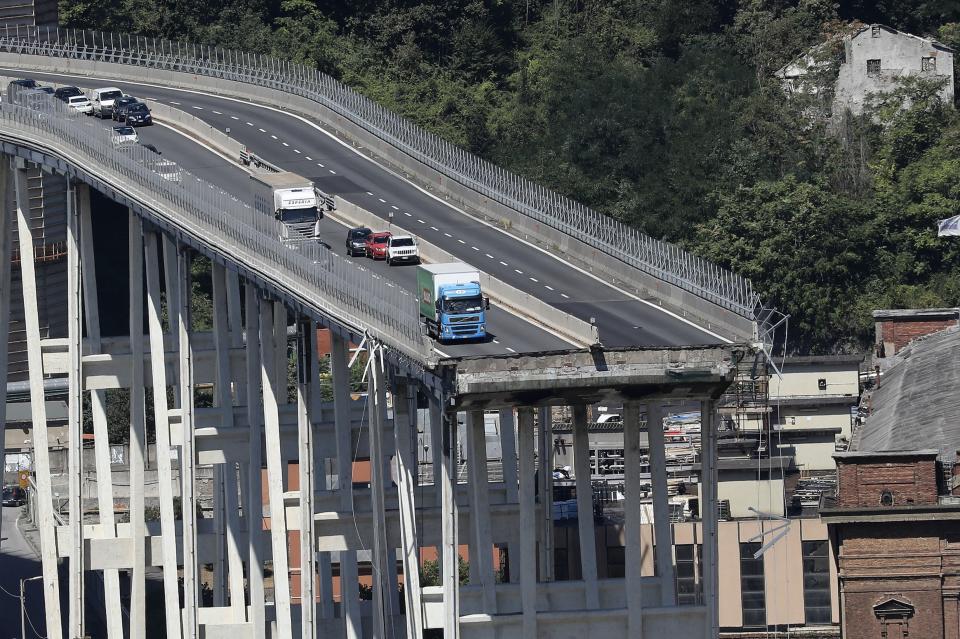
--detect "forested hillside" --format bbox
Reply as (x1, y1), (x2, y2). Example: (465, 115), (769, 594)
(59, 0), (960, 353)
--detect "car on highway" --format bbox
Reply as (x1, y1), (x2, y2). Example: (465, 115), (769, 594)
(2, 485), (26, 506)
(37, 86), (54, 95)
(364, 231), (392, 260)
(142, 143), (182, 182)
(67, 95), (93, 115)
(386, 235), (420, 265)
(345, 227), (372, 256)
(54, 86), (84, 102)
(123, 102), (153, 126)
(91, 87), (124, 118)
(112, 96), (140, 121)
(6, 78), (37, 102)
(111, 125), (139, 147)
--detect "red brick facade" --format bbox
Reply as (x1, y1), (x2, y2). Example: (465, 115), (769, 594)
(836, 458), (938, 508)
(879, 319), (956, 356)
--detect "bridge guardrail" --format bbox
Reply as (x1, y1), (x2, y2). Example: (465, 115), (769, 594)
(0, 26), (762, 323)
(0, 90), (433, 364)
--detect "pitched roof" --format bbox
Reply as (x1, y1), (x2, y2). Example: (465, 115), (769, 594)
(853, 326), (960, 459)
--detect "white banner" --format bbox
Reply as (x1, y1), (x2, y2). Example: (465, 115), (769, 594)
(939, 215), (960, 237)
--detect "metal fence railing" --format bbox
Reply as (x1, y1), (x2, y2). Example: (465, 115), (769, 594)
(0, 26), (761, 319)
(0, 89), (432, 362)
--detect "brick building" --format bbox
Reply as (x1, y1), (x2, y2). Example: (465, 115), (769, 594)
(821, 325), (960, 639)
(873, 307), (958, 358)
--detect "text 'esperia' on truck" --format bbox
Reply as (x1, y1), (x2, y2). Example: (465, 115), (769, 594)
(418, 263), (489, 342)
(250, 171), (331, 241)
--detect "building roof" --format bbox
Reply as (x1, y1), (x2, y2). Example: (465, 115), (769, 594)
(782, 354), (863, 366)
(873, 308), (959, 321)
(774, 395), (858, 407)
(852, 326), (960, 459)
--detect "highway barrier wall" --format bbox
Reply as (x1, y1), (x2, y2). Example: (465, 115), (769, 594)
(0, 52), (756, 342)
(333, 197), (600, 348)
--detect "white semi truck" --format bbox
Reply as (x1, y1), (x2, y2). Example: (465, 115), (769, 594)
(250, 171), (330, 241)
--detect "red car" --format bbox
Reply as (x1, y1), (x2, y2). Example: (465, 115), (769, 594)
(365, 232), (392, 260)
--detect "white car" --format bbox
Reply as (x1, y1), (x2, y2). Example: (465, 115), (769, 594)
(386, 235), (420, 265)
(111, 125), (139, 147)
(151, 158), (182, 182)
(67, 95), (92, 114)
(91, 86), (124, 118)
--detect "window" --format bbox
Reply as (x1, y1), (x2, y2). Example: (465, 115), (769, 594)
(802, 541), (832, 625)
(922, 56), (937, 72)
(675, 544), (703, 605)
(880, 490), (894, 506)
(867, 59), (882, 76)
(872, 25), (881, 37)
(818, 378), (827, 390)
(740, 542), (766, 628)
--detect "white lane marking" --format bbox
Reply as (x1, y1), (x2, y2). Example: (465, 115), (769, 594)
(529, 277), (538, 283)
(515, 269), (523, 274)
(500, 261), (508, 266)
(230, 115), (239, 120)
(317, 163), (324, 167)
(545, 285), (554, 291)
(457, 239), (466, 244)
(391, 205), (399, 210)
(417, 219), (425, 224)
(485, 254), (494, 259)
(259, 128), (266, 133)
(192, 105), (203, 110)
(270, 134), (277, 139)
(306, 156), (312, 161)
(152, 121), (239, 172)
(329, 169), (336, 174)
(432, 347), (451, 357)
(282, 142), (289, 147)
(472, 246), (480, 251)
(378, 198), (386, 203)
(444, 232), (452, 237)
(492, 339), (500, 344)
(294, 149), (301, 154)
(170, 101), (181, 105)
(561, 293), (570, 299)
(366, 191), (374, 196)
(212, 110), (222, 115)
(246, 121), (254, 126)
(404, 212), (412, 217)
(506, 347), (517, 353)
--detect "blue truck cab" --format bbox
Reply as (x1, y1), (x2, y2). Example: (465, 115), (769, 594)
(418, 263), (489, 342)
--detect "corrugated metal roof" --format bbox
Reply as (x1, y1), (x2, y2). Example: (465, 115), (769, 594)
(854, 326), (960, 459)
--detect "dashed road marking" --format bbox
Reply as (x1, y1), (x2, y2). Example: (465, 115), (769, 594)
(458, 239), (466, 244)
(444, 232), (452, 237)
(317, 163), (324, 167)
(493, 339), (500, 344)
(282, 142), (289, 147)
(506, 347), (517, 353)
(246, 121), (254, 126)
(294, 149), (301, 154)
(529, 277), (538, 283)
(329, 169), (336, 174)
(170, 101), (181, 105)
(192, 106), (203, 110)
(305, 156), (312, 161)
(430, 226), (439, 231)
(391, 205), (398, 210)
(485, 254), (494, 259)
(212, 110), (222, 115)
(271, 134), (278, 139)
(561, 293), (569, 299)
(545, 285), (554, 291)
(366, 191), (374, 196)
(417, 219), (425, 224)
(259, 128), (266, 132)
(515, 269), (523, 274)
(378, 198), (386, 203)
(230, 115), (239, 120)
(499, 261), (508, 266)
(472, 246), (480, 251)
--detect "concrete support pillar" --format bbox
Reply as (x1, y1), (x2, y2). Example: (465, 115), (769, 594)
(144, 232), (183, 639)
(537, 406), (554, 582)
(13, 162), (62, 639)
(244, 283), (266, 639)
(701, 399), (719, 639)
(647, 402), (676, 606)
(468, 410), (496, 612)
(78, 184), (126, 639)
(438, 396), (460, 639)
(517, 407), (538, 639)
(394, 381), (424, 639)
(431, 397), (444, 509)
(260, 299), (293, 639)
(623, 401), (644, 638)
(369, 347), (391, 638)
(67, 179), (85, 639)
(310, 330), (335, 623)
(499, 408), (520, 584)
(0, 160), (9, 551)
(178, 245), (200, 639)
(297, 319), (317, 639)
(331, 333), (361, 639)
(571, 404), (599, 609)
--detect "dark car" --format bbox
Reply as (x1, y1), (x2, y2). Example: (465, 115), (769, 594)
(2, 485), (26, 506)
(54, 86), (84, 102)
(37, 86), (54, 95)
(364, 232), (392, 260)
(345, 226), (372, 257)
(123, 102), (152, 126)
(112, 96), (140, 121)
(6, 78), (37, 101)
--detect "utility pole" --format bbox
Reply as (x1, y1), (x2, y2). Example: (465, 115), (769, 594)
(20, 575), (42, 639)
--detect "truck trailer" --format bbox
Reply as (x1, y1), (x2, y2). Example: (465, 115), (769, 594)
(417, 262), (489, 342)
(250, 171), (325, 241)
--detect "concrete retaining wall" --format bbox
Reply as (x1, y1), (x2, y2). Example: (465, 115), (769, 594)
(333, 197), (599, 347)
(0, 53), (756, 341)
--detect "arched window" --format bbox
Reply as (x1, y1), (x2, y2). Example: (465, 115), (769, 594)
(880, 490), (894, 506)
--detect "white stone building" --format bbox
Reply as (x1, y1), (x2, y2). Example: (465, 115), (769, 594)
(777, 24), (955, 114)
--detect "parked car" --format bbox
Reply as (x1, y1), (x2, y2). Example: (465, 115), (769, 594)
(386, 235), (420, 265)
(67, 95), (93, 115)
(112, 96), (140, 121)
(345, 226), (372, 256)
(91, 87), (124, 118)
(111, 125), (139, 146)
(54, 86), (84, 102)
(364, 231), (392, 260)
(123, 102), (152, 126)
(2, 485), (26, 506)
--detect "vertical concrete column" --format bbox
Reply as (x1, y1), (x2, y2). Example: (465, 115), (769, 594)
(499, 408), (520, 584)
(0, 160), (10, 551)
(468, 410), (496, 612)
(309, 326), (335, 622)
(67, 179), (85, 639)
(700, 400), (719, 639)
(297, 319), (317, 639)
(79, 185), (125, 639)
(537, 406), (554, 582)
(178, 245), (200, 639)
(437, 395), (460, 639)
(571, 404), (599, 609)
(623, 401), (644, 638)
(261, 299), (293, 639)
(369, 348), (391, 638)
(244, 283), (266, 639)
(431, 398), (444, 508)
(647, 402), (676, 606)
(211, 263), (229, 607)
(517, 407), (538, 639)
(331, 333), (361, 639)
(13, 161), (62, 639)
(394, 381), (424, 639)
(144, 232), (183, 639)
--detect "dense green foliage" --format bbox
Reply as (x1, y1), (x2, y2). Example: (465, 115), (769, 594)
(60, 0), (960, 352)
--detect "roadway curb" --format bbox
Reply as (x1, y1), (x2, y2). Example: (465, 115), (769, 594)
(15, 512), (44, 561)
